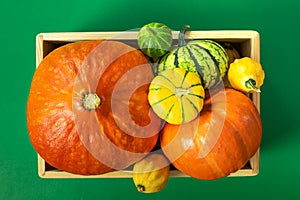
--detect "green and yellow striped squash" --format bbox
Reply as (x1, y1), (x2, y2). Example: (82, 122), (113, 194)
(137, 22), (173, 61)
(148, 68), (205, 124)
(157, 25), (229, 89)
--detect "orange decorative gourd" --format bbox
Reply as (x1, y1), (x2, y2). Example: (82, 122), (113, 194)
(160, 88), (262, 180)
(27, 40), (161, 175)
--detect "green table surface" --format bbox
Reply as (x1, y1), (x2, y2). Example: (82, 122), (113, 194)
(1, 0), (300, 199)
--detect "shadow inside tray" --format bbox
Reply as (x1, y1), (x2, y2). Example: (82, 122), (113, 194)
(45, 162), (59, 171)
(44, 160), (252, 173)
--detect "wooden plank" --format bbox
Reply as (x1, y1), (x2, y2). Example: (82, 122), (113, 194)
(37, 154), (46, 177)
(37, 30), (260, 41)
(36, 30), (261, 178)
(35, 33), (43, 68)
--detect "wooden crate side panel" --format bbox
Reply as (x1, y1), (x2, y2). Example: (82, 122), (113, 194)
(36, 33), (44, 68)
(249, 32), (261, 176)
(35, 31), (261, 178)
(38, 30), (259, 41)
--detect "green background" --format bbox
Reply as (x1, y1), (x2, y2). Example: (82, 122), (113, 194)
(1, 0), (300, 199)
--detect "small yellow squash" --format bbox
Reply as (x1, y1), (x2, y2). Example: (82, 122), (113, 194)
(132, 153), (170, 193)
(228, 57), (265, 93)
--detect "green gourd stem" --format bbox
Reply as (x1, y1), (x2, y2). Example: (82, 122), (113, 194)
(81, 92), (101, 110)
(245, 79), (261, 92)
(178, 25), (190, 47)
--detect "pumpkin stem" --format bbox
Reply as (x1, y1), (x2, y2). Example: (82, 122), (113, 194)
(81, 92), (101, 110)
(245, 79), (261, 93)
(178, 25), (190, 47)
(175, 87), (189, 97)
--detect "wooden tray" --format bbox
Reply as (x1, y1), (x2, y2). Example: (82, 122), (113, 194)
(35, 30), (261, 178)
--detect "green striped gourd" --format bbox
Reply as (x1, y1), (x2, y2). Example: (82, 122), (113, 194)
(137, 22), (173, 61)
(157, 25), (229, 89)
(148, 68), (205, 124)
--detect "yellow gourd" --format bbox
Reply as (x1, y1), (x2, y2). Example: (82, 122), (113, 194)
(132, 153), (170, 193)
(148, 68), (205, 124)
(228, 57), (265, 93)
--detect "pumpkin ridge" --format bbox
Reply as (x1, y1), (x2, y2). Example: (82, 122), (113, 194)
(199, 150), (226, 179)
(216, 118), (248, 175)
(194, 110), (229, 179)
(228, 106), (261, 156)
(225, 117), (250, 167)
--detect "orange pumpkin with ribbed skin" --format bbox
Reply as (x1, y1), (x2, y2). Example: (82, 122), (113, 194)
(27, 40), (161, 175)
(160, 88), (262, 180)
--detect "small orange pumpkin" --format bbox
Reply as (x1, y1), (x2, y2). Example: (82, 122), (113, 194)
(27, 40), (161, 175)
(160, 88), (262, 180)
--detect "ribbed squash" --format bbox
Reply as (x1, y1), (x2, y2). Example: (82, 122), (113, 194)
(132, 153), (170, 193)
(160, 88), (262, 180)
(27, 40), (161, 175)
(148, 68), (205, 124)
(157, 25), (229, 89)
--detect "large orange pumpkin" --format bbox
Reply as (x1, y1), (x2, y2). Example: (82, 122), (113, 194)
(27, 40), (161, 175)
(160, 88), (262, 180)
